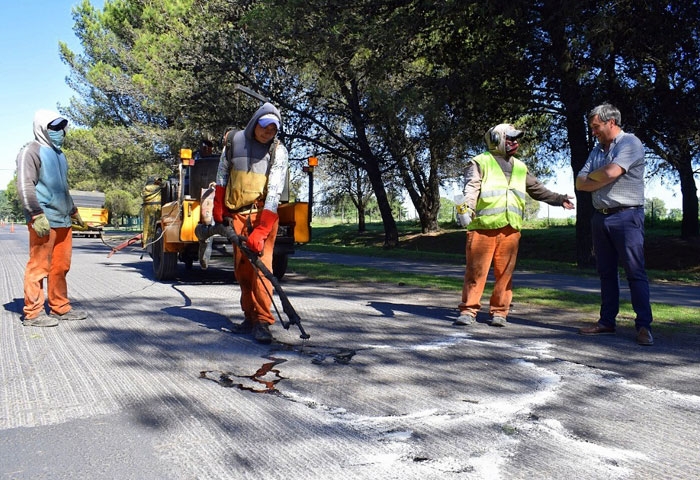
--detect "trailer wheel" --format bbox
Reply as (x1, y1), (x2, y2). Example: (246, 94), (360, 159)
(272, 253), (288, 280)
(153, 226), (177, 280)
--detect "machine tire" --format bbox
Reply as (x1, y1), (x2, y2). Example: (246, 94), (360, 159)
(272, 253), (288, 280)
(153, 225), (177, 280)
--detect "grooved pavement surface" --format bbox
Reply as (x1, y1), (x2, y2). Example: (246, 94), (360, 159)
(1, 227), (699, 479)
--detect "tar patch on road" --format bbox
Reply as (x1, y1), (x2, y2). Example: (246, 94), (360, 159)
(200, 356), (287, 393)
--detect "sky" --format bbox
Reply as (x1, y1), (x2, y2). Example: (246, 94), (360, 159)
(0, 1), (690, 219)
(0, 1), (101, 193)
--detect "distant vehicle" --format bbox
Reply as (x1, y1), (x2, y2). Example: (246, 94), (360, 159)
(70, 190), (109, 238)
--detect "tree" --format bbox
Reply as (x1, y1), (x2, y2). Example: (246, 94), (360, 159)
(511, 0), (700, 265)
(60, 0), (699, 252)
(607, 1), (700, 238)
(2, 179), (23, 222)
(0, 190), (11, 220)
(668, 208), (682, 222)
(242, 0), (538, 241)
(645, 198), (667, 223)
(106, 189), (140, 225)
(317, 157), (375, 232)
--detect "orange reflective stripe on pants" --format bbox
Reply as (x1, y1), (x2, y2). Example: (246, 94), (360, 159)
(460, 226), (521, 318)
(23, 226), (73, 319)
(231, 212), (279, 325)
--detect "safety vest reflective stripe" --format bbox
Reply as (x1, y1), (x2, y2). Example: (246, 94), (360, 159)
(478, 188), (526, 200)
(478, 203), (525, 217)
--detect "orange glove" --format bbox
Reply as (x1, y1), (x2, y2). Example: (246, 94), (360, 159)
(246, 209), (278, 254)
(212, 185), (227, 224)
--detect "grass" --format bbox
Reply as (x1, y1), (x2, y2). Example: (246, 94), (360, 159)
(302, 219), (700, 283)
(288, 219), (700, 327)
(287, 260), (699, 326)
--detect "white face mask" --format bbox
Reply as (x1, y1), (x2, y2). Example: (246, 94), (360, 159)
(48, 129), (65, 148)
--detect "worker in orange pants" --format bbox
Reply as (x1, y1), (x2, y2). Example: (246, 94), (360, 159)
(455, 123), (574, 327)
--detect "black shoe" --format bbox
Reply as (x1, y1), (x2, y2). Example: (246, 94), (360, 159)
(253, 323), (273, 344)
(230, 319), (254, 334)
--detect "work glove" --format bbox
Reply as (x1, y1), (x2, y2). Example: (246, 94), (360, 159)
(455, 202), (473, 228)
(71, 211), (86, 229)
(31, 213), (51, 238)
(212, 185), (227, 224)
(246, 209), (278, 255)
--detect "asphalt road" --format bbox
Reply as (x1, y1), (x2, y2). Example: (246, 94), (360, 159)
(2, 226), (700, 479)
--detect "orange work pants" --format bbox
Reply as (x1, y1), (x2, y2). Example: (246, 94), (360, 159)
(231, 211), (279, 325)
(23, 225), (74, 319)
(459, 226), (521, 318)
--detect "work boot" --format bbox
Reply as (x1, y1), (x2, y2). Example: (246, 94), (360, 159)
(490, 316), (507, 327)
(23, 312), (59, 327)
(50, 309), (88, 321)
(230, 319), (255, 334)
(194, 223), (214, 242)
(198, 237), (212, 270)
(253, 323), (273, 344)
(454, 312), (475, 326)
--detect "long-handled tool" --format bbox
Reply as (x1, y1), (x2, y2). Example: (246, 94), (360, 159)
(201, 223), (310, 340)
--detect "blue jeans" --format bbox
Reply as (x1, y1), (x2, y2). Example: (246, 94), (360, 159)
(591, 208), (653, 330)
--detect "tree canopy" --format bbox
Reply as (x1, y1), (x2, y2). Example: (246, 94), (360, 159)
(58, 0), (700, 260)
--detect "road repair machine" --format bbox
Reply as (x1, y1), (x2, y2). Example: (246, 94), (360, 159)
(108, 85), (314, 338)
(140, 147), (312, 281)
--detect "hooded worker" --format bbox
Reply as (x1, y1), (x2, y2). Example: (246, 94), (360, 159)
(454, 122), (574, 328)
(205, 102), (288, 344)
(16, 109), (88, 327)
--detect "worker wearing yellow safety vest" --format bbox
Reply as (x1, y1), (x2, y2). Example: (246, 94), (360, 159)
(454, 123), (575, 328)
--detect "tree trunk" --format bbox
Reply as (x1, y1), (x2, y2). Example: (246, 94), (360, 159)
(419, 212), (439, 233)
(364, 160), (399, 247)
(541, 0), (596, 268)
(678, 156), (700, 238)
(357, 204), (366, 233)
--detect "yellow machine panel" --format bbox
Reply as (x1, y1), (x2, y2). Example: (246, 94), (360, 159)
(77, 207), (109, 227)
(278, 202), (310, 243)
(180, 200), (201, 242)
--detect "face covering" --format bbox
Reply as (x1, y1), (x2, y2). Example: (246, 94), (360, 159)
(48, 129), (65, 149)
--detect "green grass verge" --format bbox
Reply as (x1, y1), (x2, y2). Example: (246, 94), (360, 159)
(305, 220), (700, 284)
(287, 259), (700, 327)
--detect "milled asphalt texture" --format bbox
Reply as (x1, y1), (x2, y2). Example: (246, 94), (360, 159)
(1, 227), (699, 479)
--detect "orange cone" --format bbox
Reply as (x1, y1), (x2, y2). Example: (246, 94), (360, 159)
(10, 222), (15, 233)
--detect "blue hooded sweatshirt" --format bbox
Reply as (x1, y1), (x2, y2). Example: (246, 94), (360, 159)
(16, 109), (76, 227)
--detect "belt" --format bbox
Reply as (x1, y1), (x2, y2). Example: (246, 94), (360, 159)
(596, 205), (642, 215)
(229, 202), (261, 214)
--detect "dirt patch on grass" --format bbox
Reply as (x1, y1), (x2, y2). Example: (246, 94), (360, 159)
(398, 228), (700, 275)
(644, 235), (700, 271)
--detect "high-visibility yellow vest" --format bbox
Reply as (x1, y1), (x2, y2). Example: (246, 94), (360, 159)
(468, 152), (528, 231)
